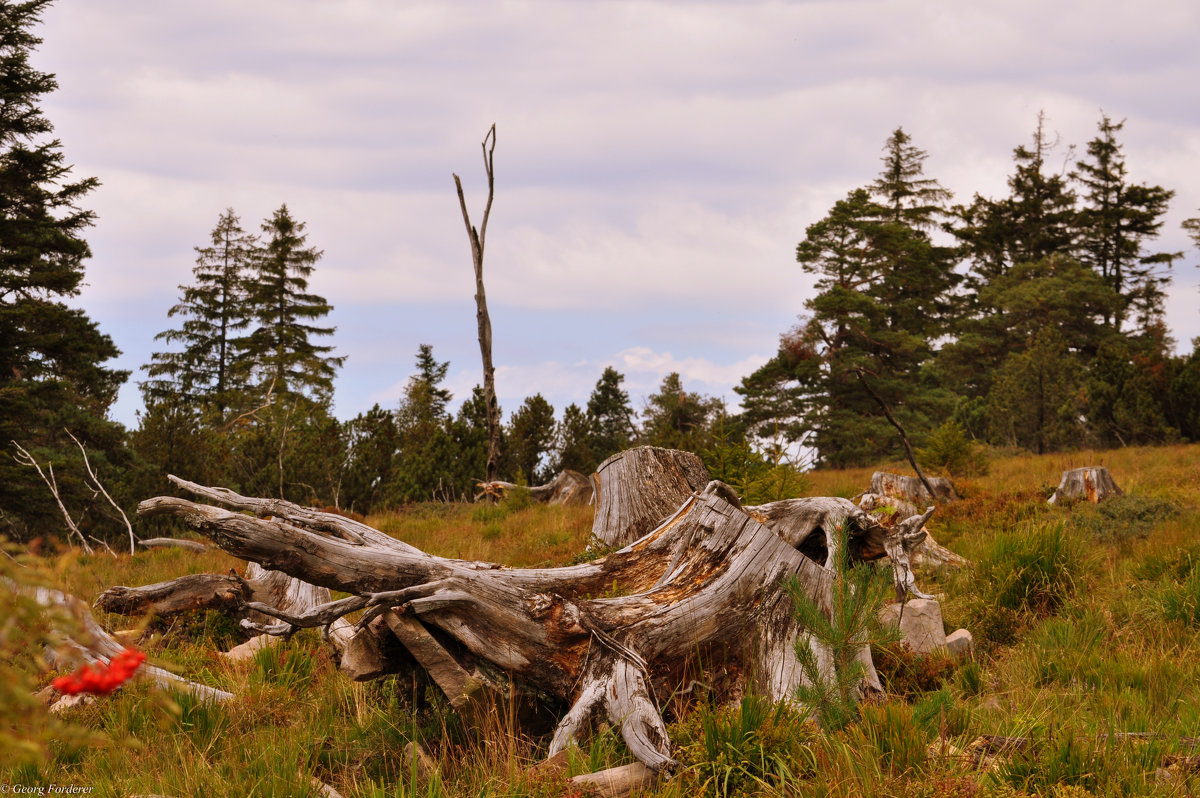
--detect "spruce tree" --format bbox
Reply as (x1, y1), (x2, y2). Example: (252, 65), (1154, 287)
(506, 394), (556, 483)
(553, 403), (596, 474)
(144, 208), (256, 414)
(1072, 114), (1177, 331)
(0, 0), (128, 540)
(241, 204), (343, 402)
(641, 372), (721, 454)
(956, 112), (1077, 285)
(586, 366), (637, 463)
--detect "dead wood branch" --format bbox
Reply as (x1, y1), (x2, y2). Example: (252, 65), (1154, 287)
(67, 429), (137, 555)
(10, 440), (93, 554)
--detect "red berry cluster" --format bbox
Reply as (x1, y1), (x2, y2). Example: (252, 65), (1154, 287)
(52, 648), (147, 695)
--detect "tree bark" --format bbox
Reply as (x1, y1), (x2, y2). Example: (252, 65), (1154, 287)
(132, 470), (934, 770)
(453, 123), (501, 485)
(1048, 467), (1122, 504)
(591, 446), (710, 547)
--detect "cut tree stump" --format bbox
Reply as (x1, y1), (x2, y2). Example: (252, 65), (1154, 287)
(477, 469), (594, 506)
(591, 446), (710, 547)
(130, 467), (938, 770)
(870, 471), (960, 504)
(1048, 467), (1122, 505)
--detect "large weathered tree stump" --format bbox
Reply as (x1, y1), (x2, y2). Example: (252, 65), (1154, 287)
(1048, 467), (1122, 505)
(591, 446), (710, 547)
(125, 469), (935, 770)
(870, 471), (960, 504)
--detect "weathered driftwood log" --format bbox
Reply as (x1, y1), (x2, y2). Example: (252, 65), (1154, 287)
(1048, 467), (1122, 505)
(138, 537), (209, 552)
(477, 469), (595, 506)
(31, 584), (232, 701)
(857, 493), (968, 570)
(96, 573), (251, 616)
(870, 471), (960, 504)
(135, 474), (934, 770)
(591, 446), (710, 547)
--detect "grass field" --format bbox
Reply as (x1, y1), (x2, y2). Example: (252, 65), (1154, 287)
(7, 443), (1200, 796)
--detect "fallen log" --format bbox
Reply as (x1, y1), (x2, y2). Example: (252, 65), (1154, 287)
(138, 537), (208, 552)
(1048, 466), (1122, 505)
(133, 469), (934, 770)
(591, 446), (710, 547)
(870, 471), (960, 504)
(477, 469), (595, 506)
(30, 584), (232, 701)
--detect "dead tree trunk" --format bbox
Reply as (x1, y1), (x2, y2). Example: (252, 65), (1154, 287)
(453, 123), (501, 485)
(132, 472), (934, 770)
(591, 446), (710, 547)
(1048, 467), (1122, 504)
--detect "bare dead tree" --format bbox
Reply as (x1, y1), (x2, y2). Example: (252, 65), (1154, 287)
(10, 441), (94, 554)
(67, 430), (137, 555)
(453, 123), (501, 485)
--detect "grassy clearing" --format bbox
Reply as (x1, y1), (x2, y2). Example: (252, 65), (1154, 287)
(8, 443), (1200, 796)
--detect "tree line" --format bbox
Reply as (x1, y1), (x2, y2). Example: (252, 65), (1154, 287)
(737, 114), (1200, 468)
(4, 0), (1200, 544)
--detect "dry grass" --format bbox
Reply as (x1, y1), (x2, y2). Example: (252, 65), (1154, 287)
(11, 443), (1200, 796)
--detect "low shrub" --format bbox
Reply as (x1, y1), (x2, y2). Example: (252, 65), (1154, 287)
(874, 642), (959, 699)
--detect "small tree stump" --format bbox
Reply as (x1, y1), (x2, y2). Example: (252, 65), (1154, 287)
(1048, 467), (1122, 504)
(591, 446), (710, 547)
(870, 471), (960, 504)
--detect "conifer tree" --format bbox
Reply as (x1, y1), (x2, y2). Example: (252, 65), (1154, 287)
(144, 208), (256, 414)
(553, 403), (596, 474)
(241, 204), (343, 402)
(0, 0), (128, 539)
(506, 394), (556, 483)
(956, 112), (1077, 285)
(586, 366), (637, 463)
(641, 372), (721, 454)
(1072, 114), (1177, 331)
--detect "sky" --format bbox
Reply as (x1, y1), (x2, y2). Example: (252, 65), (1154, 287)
(33, 0), (1200, 428)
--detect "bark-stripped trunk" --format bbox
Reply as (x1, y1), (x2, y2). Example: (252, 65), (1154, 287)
(127, 469), (934, 770)
(591, 446), (710, 547)
(453, 123), (501, 485)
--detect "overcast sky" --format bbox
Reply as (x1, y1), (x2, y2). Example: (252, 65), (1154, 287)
(35, 0), (1200, 428)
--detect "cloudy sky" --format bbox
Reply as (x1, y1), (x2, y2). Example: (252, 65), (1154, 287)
(35, 0), (1200, 427)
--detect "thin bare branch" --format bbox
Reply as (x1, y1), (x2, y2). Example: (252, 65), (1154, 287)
(67, 429), (137, 555)
(10, 441), (94, 554)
